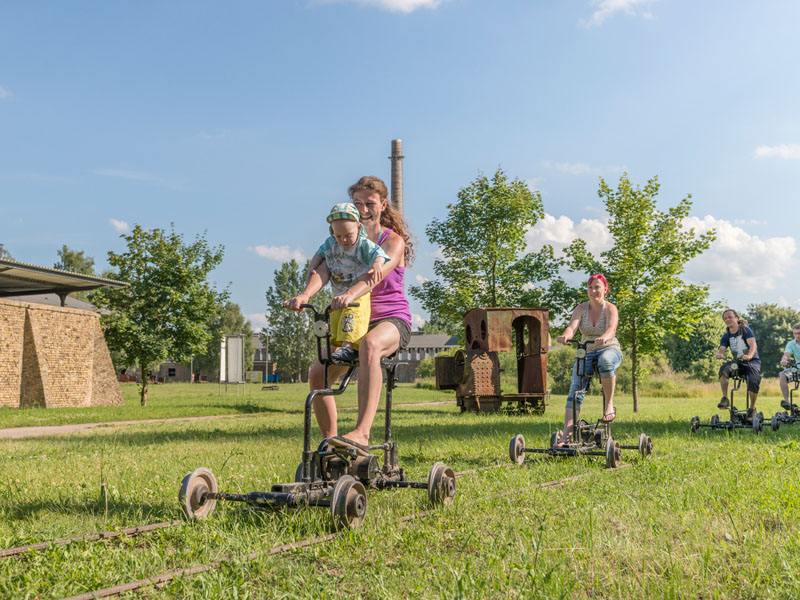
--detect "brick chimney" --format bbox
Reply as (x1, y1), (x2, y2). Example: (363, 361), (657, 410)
(389, 139), (404, 215)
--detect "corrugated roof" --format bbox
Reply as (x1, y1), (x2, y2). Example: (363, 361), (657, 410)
(0, 258), (127, 298)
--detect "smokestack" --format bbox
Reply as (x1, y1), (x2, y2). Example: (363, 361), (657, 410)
(389, 139), (404, 215)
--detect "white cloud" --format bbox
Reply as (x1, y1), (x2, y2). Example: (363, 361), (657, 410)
(109, 218), (131, 233)
(247, 312), (268, 329)
(0, 86), (12, 100)
(526, 177), (543, 192)
(411, 313), (427, 330)
(526, 213), (613, 256)
(92, 168), (185, 190)
(249, 245), (307, 263)
(682, 215), (795, 293)
(754, 144), (800, 160)
(415, 274), (430, 284)
(318, 0), (444, 13)
(541, 160), (624, 176)
(583, 0), (655, 27)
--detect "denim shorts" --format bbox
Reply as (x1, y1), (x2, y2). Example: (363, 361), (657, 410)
(565, 347), (623, 410)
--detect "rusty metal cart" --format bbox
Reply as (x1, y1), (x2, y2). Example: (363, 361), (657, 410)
(179, 304), (456, 530)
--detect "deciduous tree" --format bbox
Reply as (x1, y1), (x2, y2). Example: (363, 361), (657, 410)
(745, 303), (800, 377)
(54, 245), (96, 275)
(564, 174), (716, 411)
(91, 225), (226, 405)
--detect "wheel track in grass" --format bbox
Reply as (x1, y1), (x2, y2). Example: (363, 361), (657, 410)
(39, 448), (684, 600)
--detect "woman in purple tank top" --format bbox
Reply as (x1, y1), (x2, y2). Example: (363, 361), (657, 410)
(285, 176), (413, 449)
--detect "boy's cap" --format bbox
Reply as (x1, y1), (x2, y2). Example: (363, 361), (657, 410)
(327, 203), (361, 224)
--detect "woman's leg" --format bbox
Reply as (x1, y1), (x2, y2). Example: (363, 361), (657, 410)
(596, 348), (622, 419)
(342, 321), (401, 446)
(308, 359), (348, 439)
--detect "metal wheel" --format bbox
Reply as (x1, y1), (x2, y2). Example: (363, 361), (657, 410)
(330, 475), (367, 530)
(295, 462), (304, 483)
(179, 468), (218, 520)
(638, 433), (653, 459)
(605, 438), (621, 469)
(752, 412), (763, 434)
(690, 416), (700, 434)
(509, 434), (526, 465)
(772, 413), (781, 432)
(427, 462), (456, 505)
(710, 414), (720, 426)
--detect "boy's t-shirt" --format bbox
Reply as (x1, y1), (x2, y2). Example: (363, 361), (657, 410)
(720, 326), (759, 360)
(784, 339), (800, 364)
(316, 233), (389, 295)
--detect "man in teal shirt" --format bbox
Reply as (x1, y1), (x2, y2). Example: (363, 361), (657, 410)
(779, 323), (800, 409)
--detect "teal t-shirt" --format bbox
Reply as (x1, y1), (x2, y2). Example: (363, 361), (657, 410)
(785, 339), (800, 364)
(316, 232), (389, 295)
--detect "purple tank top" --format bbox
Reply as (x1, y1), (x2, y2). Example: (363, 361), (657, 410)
(370, 228), (412, 328)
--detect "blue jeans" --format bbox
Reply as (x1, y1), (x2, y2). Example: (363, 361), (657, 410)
(565, 347), (623, 410)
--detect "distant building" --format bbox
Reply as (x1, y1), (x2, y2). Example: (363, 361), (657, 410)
(395, 332), (459, 383)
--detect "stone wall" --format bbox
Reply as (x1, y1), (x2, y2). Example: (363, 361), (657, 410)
(0, 298), (123, 408)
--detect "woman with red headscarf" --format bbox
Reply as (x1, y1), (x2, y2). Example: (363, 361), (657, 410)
(553, 274), (622, 447)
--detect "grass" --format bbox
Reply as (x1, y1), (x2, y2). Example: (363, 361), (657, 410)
(1, 382), (799, 598)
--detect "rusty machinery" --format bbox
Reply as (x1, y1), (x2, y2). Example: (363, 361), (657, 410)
(435, 307), (550, 413)
(179, 304), (456, 531)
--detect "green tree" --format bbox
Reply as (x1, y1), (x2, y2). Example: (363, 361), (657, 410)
(564, 174), (716, 411)
(663, 304), (726, 382)
(745, 303), (800, 377)
(410, 168), (571, 327)
(54, 245), (96, 275)
(0, 246), (15, 261)
(91, 224), (226, 405)
(265, 260), (331, 382)
(194, 302), (255, 379)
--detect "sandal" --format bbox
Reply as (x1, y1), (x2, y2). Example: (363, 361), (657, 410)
(327, 435), (370, 457)
(600, 410), (616, 423)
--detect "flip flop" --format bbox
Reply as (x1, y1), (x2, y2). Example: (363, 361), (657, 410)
(600, 410), (616, 423)
(327, 435), (370, 457)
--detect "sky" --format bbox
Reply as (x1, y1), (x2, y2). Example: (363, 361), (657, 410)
(2, 0), (800, 331)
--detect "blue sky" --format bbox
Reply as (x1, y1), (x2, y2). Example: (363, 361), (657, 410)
(2, 0), (799, 330)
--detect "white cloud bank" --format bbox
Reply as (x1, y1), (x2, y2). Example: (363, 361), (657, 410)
(755, 144), (800, 160)
(249, 245), (307, 263)
(247, 312), (268, 329)
(0, 86), (12, 100)
(319, 0), (443, 13)
(583, 0), (655, 27)
(109, 218), (131, 233)
(526, 213), (794, 294)
(411, 313), (426, 330)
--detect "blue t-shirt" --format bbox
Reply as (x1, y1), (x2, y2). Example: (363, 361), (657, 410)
(784, 339), (800, 364)
(720, 326), (759, 361)
(315, 232), (389, 295)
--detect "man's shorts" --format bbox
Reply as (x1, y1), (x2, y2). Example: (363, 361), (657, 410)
(719, 360), (761, 394)
(330, 294), (371, 348)
(781, 367), (800, 383)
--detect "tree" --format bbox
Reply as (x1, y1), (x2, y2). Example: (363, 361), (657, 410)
(0, 246), (15, 261)
(411, 168), (571, 328)
(663, 303), (725, 382)
(194, 302), (255, 379)
(91, 224), (226, 405)
(564, 174), (716, 411)
(265, 260), (331, 382)
(54, 245), (96, 275)
(745, 303), (800, 377)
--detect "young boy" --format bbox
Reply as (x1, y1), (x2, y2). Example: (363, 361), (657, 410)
(315, 203), (389, 362)
(779, 323), (800, 409)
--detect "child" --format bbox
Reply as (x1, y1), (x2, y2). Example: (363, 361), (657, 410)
(779, 323), (800, 409)
(315, 202), (389, 362)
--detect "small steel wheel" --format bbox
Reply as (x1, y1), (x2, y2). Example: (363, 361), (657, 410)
(294, 462), (304, 483)
(509, 434), (526, 465)
(752, 412), (763, 434)
(179, 468), (218, 520)
(690, 416), (700, 434)
(772, 413), (781, 432)
(710, 414), (720, 426)
(427, 462), (456, 505)
(638, 433), (653, 459)
(605, 438), (621, 469)
(330, 475), (367, 530)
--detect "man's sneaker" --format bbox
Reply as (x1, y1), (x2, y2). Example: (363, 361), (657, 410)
(781, 399), (792, 411)
(331, 346), (358, 363)
(746, 407), (756, 420)
(717, 396), (729, 409)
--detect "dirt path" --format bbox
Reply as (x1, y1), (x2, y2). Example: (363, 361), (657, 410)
(0, 401), (452, 440)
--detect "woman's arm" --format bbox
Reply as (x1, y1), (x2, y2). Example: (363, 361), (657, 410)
(380, 230), (405, 273)
(556, 305), (583, 344)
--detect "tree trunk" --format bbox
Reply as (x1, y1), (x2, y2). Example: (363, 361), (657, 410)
(631, 321), (639, 413)
(139, 361), (149, 406)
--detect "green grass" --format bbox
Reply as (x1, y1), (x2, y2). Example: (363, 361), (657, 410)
(1, 385), (799, 598)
